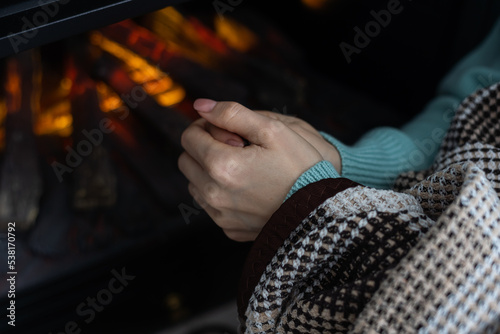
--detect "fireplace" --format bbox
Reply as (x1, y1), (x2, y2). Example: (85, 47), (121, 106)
(0, 2), (363, 333)
(0, 0), (480, 333)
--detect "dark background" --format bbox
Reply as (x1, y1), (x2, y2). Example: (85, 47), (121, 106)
(239, 0), (500, 124)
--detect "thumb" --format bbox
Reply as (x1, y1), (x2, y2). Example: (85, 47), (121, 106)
(193, 99), (275, 146)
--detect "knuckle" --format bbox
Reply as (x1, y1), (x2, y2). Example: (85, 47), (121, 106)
(257, 119), (284, 141)
(189, 185), (207, 210)
(207, 209), (221, 221)
(177, 152), (188, 172)
(180, 127), (192, 150)
(188, 183), (201, 200)
(220, 102), (244, 127)
(203, 182), (223, 208)
(216, 161), (240, 187)
(203, 149), (218, 169)
(180, 119), (204, 149)
(206, 155), (240, 188)
(204, 152), (224, 179)
(180, 129), (188, 149)
(267, 119), (286, 133)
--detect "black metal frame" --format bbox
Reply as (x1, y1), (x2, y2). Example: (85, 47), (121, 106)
(0, 0), (190, 59)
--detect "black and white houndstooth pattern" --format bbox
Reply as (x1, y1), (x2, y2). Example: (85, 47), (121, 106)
(245, 187), (434, 333)
(243, 83), (500, 333)
(352, 162), (500, 333)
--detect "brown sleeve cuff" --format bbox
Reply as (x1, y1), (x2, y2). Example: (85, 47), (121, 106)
(237, 177), (361, 319)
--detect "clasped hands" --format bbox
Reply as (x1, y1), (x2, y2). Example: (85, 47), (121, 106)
(178, 99), (341, 241)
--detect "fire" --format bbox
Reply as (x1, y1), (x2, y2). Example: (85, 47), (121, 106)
(214, 16), (258, 53)
(35, 62), (74, 137)
(0, 6), (266, 150)
(95, 81), (125, 113)
(34, 99), (73, 137)
(90, 31), (186, 107)
(5, 59), (22, 113)
(2, 52), (72, 146)
(147, 7), (229, 68)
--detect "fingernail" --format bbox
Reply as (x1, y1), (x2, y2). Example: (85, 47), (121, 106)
(225, 139), (245, 147)
(194, 98), (217, 113)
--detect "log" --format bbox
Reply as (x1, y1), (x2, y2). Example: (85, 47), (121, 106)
(28, 165), (72, 257)
(103, 115), (190, 212)
(0, 50), (43, 232)
(94, 54), (191, 153)
(72, 48), (190, 211)
(69, 74), (117, 211)
(97, 21), (248, 103)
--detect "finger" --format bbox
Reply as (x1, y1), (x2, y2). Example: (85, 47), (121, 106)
(254, 110), (283, 119)
(189, 183), (255, 242)
(255, 110), (321, 142)
(187, 183), (221, 219)
(193, 99), (281, 146)
(255, 111), (314, 131)
(181, 118), (236, 169)
(179, 152), (232, 210)
(205, 123), (245, 147)
(178, 152), (214, 189)
(222, 229), (258, 242)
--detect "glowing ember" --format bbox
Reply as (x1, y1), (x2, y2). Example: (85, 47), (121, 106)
(214, 16), (258, 53)
(5, 59), (22, 113)
(90, 31), (186, 107)
(148, 7), (229, 68)
(35, 65), (74, 137)
(34, 100), (73, 137)
(96, 81), (125, 113)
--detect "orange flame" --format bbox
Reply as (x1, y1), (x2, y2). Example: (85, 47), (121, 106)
(34, 75), (73, 137)
(90, 31), (185, 107)
(96, 81), (125, 113)
(147, 7), (230, 68)
(214, 16), (258, 53)
(4, 54), (72, 140)
(5, 59), (22, 113)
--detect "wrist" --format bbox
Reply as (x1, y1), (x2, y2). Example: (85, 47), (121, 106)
(285, 160), (340, 200)
(324, 145), (342, 174)
(319, 131), (344, 174)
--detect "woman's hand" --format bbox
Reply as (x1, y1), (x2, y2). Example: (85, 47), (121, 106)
(178, 99), (323, 241)
(205, 109), (342, 174)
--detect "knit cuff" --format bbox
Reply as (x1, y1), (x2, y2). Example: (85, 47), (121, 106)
(285, 160), (340, 200)
(320, 129), (419, 189)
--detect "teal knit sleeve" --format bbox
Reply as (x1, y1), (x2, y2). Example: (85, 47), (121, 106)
(286, 17), (500, 196)
(285, 160), (340, 200)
